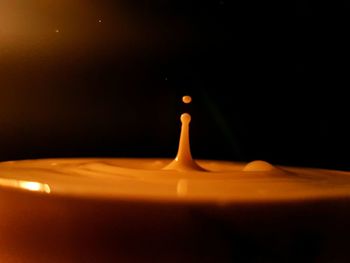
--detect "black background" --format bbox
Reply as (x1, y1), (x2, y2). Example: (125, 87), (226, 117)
(0, 0), (349, 170)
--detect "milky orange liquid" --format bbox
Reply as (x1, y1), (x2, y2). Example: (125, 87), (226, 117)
(1, 95), (350, 263)
(1, 95), (350, 203)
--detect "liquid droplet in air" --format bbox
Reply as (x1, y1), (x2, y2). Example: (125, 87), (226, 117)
(164, 96), (206, 172)
(182, 95), (192, 104)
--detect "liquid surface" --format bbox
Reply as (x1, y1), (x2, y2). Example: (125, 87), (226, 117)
(1, 158), (350, 203)
(2, 96), (350, 203)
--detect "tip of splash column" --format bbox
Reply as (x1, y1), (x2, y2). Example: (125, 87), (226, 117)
(180, 113), (191, 123)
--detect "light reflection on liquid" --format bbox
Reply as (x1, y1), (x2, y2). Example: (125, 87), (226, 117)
(176, 179), (188, 197)
(0, 178), (51, 194)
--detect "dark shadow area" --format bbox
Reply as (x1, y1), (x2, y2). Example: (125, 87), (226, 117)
(0, 0), (349, 171)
